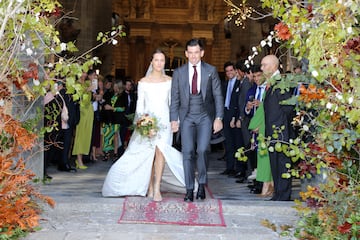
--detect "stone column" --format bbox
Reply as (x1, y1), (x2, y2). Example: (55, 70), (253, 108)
(128, 37), (137, 80)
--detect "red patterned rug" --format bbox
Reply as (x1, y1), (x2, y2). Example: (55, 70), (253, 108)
(118, 197), (226, 227)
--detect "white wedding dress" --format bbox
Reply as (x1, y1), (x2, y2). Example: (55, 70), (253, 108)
(102, 80), (186, 197)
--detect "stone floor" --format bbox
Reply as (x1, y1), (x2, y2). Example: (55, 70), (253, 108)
(23, 148), (300, 240)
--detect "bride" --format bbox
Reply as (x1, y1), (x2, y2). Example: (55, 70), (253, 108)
(102, 49), (186, 201)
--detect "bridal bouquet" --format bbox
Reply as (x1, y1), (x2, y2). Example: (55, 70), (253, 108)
(135, 113), (159, 139)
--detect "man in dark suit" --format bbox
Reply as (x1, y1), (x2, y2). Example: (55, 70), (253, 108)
(220, 61), (242, 177)
(233, 61), (253, 182)
(118, 78), (136, 156)
(56, 81), (77, 172)
(170, 38), (224, 202)
(262, 55), (295, 201)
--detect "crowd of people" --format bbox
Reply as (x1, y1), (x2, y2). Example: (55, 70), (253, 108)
(44, 38), (297, 202)
(219, 55), (297, 201)
(43, 71), (137, 177)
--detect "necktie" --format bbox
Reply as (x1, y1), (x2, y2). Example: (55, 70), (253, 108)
(256, 86), (263, 101)
(192, 65), (198, 94)
(225, 79), (233, 109)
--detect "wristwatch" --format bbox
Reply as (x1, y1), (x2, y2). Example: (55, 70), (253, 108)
(216, 117), (223, 121)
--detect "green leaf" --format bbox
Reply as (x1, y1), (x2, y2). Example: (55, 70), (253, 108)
(326, 145), (334, 153)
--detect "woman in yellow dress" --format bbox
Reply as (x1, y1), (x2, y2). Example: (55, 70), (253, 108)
(72, 71), (94, 169)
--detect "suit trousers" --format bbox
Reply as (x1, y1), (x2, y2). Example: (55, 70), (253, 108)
(223, 110), (245, 174)
(269, 150), (292, 200)
(181, 112), (212, 190)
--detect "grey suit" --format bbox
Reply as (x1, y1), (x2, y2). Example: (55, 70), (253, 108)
(170, 61), (223, 190)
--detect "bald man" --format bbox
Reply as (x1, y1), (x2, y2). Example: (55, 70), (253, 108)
(262, 55), (295, 201)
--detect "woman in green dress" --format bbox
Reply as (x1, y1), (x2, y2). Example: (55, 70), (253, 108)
(102, 81), (126, 160)
(247, 71), (273, 197)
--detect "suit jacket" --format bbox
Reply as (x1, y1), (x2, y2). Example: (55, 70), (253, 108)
(263, 86), (295, 141)
(170, 61), (224, 124)
(122, 90), (136, 115)
(222, 78), (241, 119)
(237, 77), (252, 120)
(244, 85), (257, 118)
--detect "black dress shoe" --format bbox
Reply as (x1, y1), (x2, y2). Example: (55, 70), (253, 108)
(250, 188), (262, 194)
(234, 172), (245, 178)
(227, 170), (237, 177)
(196, 184), (206, 200)
(220, 169), (230, 175)
(184, 190), (194, 202)
(235, 177), (245, 183)
(58, 164), (77, 172)
(44, 174), (52, 180)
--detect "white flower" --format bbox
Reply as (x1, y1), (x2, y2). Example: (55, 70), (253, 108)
(254, 51), (258, 55)
(270, 31), (274, 36)
(33, 79), (40, 86)
(348, 96), (354, 104)
(47, 63), (54, 68)
(311, 70), (319, 77)
(60, 42), (67, 51)
(330, 56), (338, 64)
(0, 99), (4, 107)
(245, 60), (249, 65)
(110, 31), (117, 36)
(326, 102), (333, 109)
(303, 125), (309, 131)
(251, 46), (257, 52)
(267, 41), (272, 47)
(267, 35), (273, 41)
(26, 48), (33, 56)
(260, 40), (266, 47)
(112, 39), (118, 45)
(336, 93), (343, 100)
(92, 57), (99, 61)
(347, 26), (353, 34)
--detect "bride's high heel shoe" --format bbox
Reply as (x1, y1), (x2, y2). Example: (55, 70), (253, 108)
(75, 160), (87, 169)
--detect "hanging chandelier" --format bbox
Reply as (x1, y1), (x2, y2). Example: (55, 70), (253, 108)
(224, 0), (254, 29)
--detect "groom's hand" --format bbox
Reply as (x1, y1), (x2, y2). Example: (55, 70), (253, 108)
(171, 121), (179, 133)
(213, 118), (223, 134)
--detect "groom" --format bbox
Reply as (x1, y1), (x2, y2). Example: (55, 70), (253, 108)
(170, 38), (223, 202)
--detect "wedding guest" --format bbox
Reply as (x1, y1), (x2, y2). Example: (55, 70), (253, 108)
(72, 71), (94, 169)
(233, 60), (252, 182)
(245, 65), (273, 196)
(102, 81), (126, 161)
(262, 55), (295, 201)
(89, 70), (103, 161)
(118, 78), (136, 155)
(56, 81), (77, 172)
(220, 61), (241, 177)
